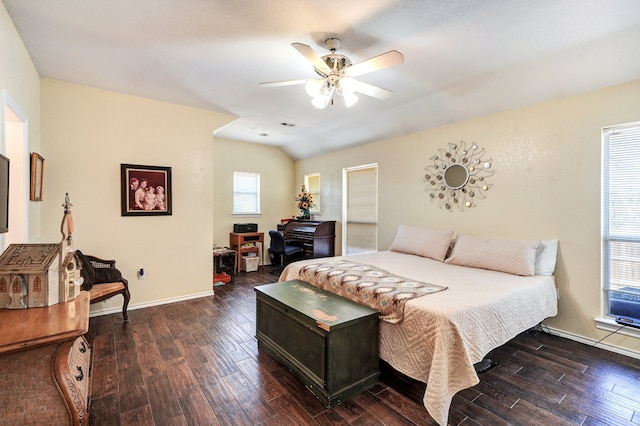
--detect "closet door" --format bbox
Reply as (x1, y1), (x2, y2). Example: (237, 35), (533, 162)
(343, 164), (378, 255)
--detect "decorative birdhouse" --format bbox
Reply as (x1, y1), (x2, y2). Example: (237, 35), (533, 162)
(61, 251), (81, 302)
(0, 243), (62, 308)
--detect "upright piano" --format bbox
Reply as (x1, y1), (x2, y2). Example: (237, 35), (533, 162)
(283, 219), (336, 259)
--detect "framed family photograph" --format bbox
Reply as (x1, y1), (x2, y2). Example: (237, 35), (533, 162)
(121, 163), (172, 216)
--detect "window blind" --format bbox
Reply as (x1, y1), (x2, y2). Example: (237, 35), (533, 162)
(603, 123), (640, 296)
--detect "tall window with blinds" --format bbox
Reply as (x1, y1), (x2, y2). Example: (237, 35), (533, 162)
(603, 122), (640, 320)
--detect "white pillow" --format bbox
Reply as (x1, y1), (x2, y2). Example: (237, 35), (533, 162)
(389, 225), (454, 262)
(535, 239), (558, 276)
(445, 234), (541, 276)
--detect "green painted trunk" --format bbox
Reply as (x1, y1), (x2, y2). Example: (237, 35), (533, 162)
(255, 280), (379, 407)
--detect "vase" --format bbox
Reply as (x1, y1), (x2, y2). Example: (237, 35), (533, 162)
(301, 209), (310, 220)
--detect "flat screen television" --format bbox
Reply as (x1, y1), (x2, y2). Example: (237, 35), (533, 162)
(0, 154), (9, 234)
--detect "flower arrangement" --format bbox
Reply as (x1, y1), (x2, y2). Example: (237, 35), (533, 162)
(295, 184), (316, 217)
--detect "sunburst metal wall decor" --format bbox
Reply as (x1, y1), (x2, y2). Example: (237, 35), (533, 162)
(423, 141), (494, 211)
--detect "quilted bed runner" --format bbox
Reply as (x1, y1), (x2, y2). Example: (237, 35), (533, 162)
(294, 260), (447, 323)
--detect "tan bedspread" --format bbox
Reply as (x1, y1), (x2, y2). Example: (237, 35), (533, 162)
(280, 251), (558, 426)
(293, 259), (447, 323)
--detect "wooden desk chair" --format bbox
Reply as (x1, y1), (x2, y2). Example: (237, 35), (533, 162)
(75, 251), (130, 320)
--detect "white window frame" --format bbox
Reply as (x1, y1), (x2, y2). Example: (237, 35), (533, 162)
(233, 171), (261, 215)
(598, 121), (640, 338)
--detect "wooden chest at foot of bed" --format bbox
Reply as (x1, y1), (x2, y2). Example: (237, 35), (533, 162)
(255, 280), (379, 407)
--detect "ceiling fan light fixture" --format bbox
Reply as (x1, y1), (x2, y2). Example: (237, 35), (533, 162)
(311, 94), (331, 109)
(318, 80), (333, 97)
(337, 76), (357, 95)
(343, 92), (358, 108)
(305, 79), (322, 97)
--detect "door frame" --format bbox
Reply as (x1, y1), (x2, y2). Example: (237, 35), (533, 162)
(2, 90), (30, 250)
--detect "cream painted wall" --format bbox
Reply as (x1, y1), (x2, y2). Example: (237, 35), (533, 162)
(5, 0), (640, 354)
(296, 79), (640, 353)
(40, 79), (236, 314)
(212, 138), (295, 257)
(0, 4), (41, 241)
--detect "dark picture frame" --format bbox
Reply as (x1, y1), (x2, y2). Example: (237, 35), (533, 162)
(121, 163), (172, 216)
(30, 152), (44, 201)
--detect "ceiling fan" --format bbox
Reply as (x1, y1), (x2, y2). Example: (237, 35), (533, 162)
(260, 38), (404, 109)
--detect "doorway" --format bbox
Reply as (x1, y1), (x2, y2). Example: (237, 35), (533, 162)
(2, 91), (29, 251)
(342, 164), (378, 255)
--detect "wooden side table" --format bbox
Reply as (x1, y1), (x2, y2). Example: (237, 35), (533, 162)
(229, 232), (264, 272)
(0, 292), (91, 425)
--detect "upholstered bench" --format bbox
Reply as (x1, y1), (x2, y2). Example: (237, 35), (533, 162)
(75, 251), (130, 320)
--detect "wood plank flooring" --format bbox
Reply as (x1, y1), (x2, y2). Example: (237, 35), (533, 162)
(86, 269), (640, 425)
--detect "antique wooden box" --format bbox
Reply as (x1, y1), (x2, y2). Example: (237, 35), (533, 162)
(0, 243), (62, 309)
(255, 280), (379, 407)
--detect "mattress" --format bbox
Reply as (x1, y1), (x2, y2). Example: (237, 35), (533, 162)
(280, 250), (558, 425)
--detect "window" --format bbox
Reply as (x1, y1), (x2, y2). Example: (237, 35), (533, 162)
(602, 122), (640, 321)
(233, 172), (260, 215)
(304, 173), (321, 214)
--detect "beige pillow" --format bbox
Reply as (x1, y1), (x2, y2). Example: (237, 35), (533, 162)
(389, 225), (454, 261)
(445, 234), (541, 276)
(535, 239), (558, 276)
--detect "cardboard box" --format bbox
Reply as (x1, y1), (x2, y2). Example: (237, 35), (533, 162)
(241, 256), (259, 272)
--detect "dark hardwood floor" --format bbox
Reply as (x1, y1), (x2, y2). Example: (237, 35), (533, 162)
(86, 268), (640, 425)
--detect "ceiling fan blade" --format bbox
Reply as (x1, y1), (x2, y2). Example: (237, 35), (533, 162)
(351, 80), (393, 100)
(259, 79), (308, 87)
(292, 42), (331, 75)
(344, 50), (404, 77)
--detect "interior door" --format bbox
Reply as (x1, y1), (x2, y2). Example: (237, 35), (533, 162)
(2, 91), (29, 251)
(343, 164), (378, 255)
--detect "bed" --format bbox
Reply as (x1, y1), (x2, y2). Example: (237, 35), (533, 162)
(279, 226), (558, 425)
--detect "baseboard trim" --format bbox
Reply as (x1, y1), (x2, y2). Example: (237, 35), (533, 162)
(544, 324), (640, 360)
(89, 291), (213, 318)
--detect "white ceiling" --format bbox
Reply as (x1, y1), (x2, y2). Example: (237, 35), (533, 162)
(4, 0), (640, 160)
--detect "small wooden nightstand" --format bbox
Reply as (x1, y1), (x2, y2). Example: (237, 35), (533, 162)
(229, 232), (264, 272)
